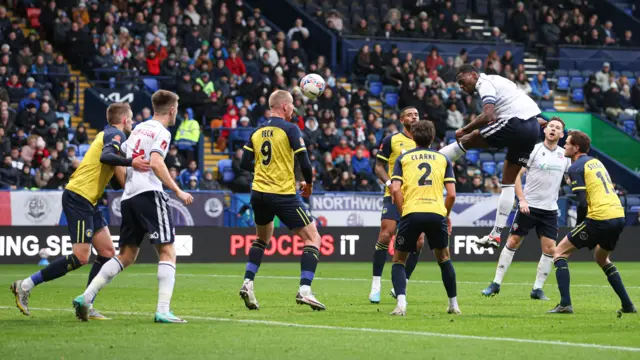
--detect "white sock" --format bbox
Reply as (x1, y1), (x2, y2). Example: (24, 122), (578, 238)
(533, 253), (554, 290)
(448, 296), (459, 309)
(397, 294), (407, 307)
(21, 277), (35, 291)
(299, 284), (311, 294)
(493, 247), (516, 285)
(371, 276), (381, 293)
(84, 258), (124, 303)
(439, 142), (466, 161)
(157, 261), (176, 314)
(491, 185), (515, 237)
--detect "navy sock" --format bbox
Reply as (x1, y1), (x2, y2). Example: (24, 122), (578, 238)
(40, 255), (83, 282)
(372, 241), (389, 277)
(300, 245), (319, 286)
(405, 252), (420, 280)
(244, 239), (267, 281)
(438, 259), (457, 298)
(603, 263), (634, 309)
(554, 258), (572, 306)
(391, 263), (407, 297)
(29, 271), (44, 287)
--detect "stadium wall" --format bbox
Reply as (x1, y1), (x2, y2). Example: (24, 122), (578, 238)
(1, 226), (639, 264)
(83, 88), (153, 130)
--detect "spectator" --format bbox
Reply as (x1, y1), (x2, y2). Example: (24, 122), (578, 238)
(71, 124), (88, 145)
(470, 174), (486, 193)
(510, 2), (530, 44)
(225, 51), (246, 77)
(196, 72), (215, 96)
(489, 27), (505, 43)
(17, 163), (35, 189)
(175, 109), (201, 163)
(354, 19), (373, 37)
(178, 160), (202, 189)
(530, 73), (552, 100)
(287, 19), (310, 46)
(601, 21), (616, 46)
(325, 10), (344, 33)
(620, 30), (635, 47)
(631, 76), (640, 110)
(200, 170), (221, 190)
(331, 136), (352, 161)
(165, 144), (185, 171)
(0, 127), (9, 156)
(603, 83), (623, 119)
(446, 103), (464, 130)
(426, 48), (444, 72)
(596, 62), (611, 91)
(584, 75), (603, 112)
(258, 39), (278, 67)
(585, 28), (603, 46)
(34, 157), (54, 188)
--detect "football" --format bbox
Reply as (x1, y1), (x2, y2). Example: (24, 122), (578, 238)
(300, 73), (326, 99)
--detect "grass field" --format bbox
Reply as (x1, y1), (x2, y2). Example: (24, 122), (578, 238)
(1, 261), (639, 359)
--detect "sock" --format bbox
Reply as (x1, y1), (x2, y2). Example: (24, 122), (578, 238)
(371, 276), (381, 293)
(533, 253), (553, 290)
(449, 296), (459, 309)
(397, 294), (407, 307)
(372, 241), (389, 278)
(244, 239), (267, 281)
(157, 261), (176, 314)
(300, 245), (319, 286)
(87, 255), (111, 304)
(439, 141), (466, 161)
(83, 257), (124, 304)
(391, 262), (407, 302)
(405, 252), (419, 280)
(21, 271), (44, 291)
(38, 254), (83, 283)
(493, 246), (516, 285)
(491, 184), (515, 237)
(554, 258), (571, 306)
(439, 259), (457, 298)
(603, 263), (634, 309)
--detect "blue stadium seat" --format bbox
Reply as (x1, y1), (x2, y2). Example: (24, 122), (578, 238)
(581, 70), (594, 78)
(571, 88), (584, 103)
(369, 81), (383, 96)
(496, 161), (504, 174)
(626, 197), (640, 207)
(482, 161), (497, 175)
(556, 76), (570, 91)
(67, 133), (74, 141)
(79, 144), (90, 156)
(384, 93), (399, 107)
(217, 159), (235, 183)
(382, 85), (398, 94)
(445, 130), (456, 142)
(629, 78), (637, 87)
(143, 78), (159, 92)
(539, 100), (555, 111)
(568, 70), (581, 77)
(554, 69), (568, 77)
(569, 77), (584, 88)
(478, 152), (494, 163)
(366, 74), (380, 83)
(76, 156), (84, 162)
(493, 153), (506, 163)
(447, 137), (456, 144)
(623, 120), (636, 136)
(465, 149), (480, 164)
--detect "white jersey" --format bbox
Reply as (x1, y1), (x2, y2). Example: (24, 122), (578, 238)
(476, 73), (541, 121)
(522, 142), (571, 211)
(121, 120), (172, 201)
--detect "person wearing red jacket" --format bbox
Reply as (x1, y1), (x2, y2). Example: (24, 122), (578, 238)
(147, 38), (168, 62)
(146, 51), (161, 75)
(225, 52), (246, 77)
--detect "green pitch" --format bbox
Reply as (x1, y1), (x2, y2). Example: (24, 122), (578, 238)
(1, 262), (639, 360)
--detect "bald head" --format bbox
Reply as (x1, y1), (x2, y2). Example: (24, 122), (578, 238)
(268, 90), (294, 121)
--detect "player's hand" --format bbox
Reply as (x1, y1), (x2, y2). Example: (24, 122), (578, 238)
(455, 129), (466, 140)
(132, 156), (151, 172)
(299, 181), (313, 198)
(446, 217), (452, 235)
(519, 199), (530, 214)
(537, 117), (548, 128)
(177, 190), (194, 205)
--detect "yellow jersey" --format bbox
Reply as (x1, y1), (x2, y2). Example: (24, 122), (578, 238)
(243, 117), (306, 195)
(377, 132), (416, 197)
(65, 126), (126, 205)
(568, 155), (625, 220)
(391, 147), (455, 217)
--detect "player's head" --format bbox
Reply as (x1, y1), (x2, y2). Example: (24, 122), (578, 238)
(399, 106), (419, 134)
(268, 90), (294, 121)
(151, 90), (180, 126)
(544, 116), (565, 143)
(456, 64), (479, 94)
(411, 120), (436, 148)
(106, 102), (133, 133)
(565, 130), (591, 158)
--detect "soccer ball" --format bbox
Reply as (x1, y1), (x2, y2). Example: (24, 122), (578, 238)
(39, 248), (51, 259)
(300, 73), (326, 100)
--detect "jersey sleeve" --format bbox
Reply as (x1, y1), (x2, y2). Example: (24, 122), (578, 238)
(391, 155), (403, 182)
(151, 129), (172, 159)
(377, 135), (393, 162)
(103, 128), (126, 153)
(243, 129), (257, 153)
(568, 162), (586, 192)
(444, 159), (455, 183)
(286, 125), (307, 154)
(476, 77), (497, 106)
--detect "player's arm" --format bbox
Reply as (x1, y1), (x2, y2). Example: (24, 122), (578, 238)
(515, 167), (529, 214)
(444, 159), (456, 234)
(240, 144), (255, 172)
(287, 126), (314, 197)
(390, 156), (404, 213)
(568, 164), (587, 223)
(150, 132), (193, 205)
(458, 79), (497, 136)
(113, 166), (126, 188)
(100, 131), (149, 170)
(375, 135), (392, 186)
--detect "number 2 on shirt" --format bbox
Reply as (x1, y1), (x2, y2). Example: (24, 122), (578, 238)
(418, 162), (433, 186)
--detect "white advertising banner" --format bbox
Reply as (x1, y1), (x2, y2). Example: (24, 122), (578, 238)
(10, 191), (64, 226)
(311, 194), (383, 227)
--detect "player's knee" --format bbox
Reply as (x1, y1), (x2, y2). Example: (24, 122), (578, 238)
(541, 241), (556, 255)
(434, 248), (450, 262)
(506, 236), (521, 249)
(72, 245), (91, 265)
(378, 229), (393, 245)
(98, 247), (116, 258)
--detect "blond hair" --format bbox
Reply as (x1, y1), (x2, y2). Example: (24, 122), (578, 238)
(106, 102), (131, 125)
(268, 90), (293, 110)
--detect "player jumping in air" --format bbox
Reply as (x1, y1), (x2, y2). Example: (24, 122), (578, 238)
(73, 90), (194, 323)
(440, 65), (544, 249)
(388, 120), (458, 316)
(549, 131), (636, 315)
(238, 90), (325, 311)
(369, 106), (423, 304)
(10, 102), (150, 320)
(482, 117), (571, 300)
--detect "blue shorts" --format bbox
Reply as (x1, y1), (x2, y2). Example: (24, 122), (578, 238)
(62, 189), (106, 244)
(120, 191), (175, 247)
(381, 196), (401, 222)
(395, 213), (449, 253)
(251, 190), (311, 229)
(479, 116), (540, 167)
(567, 217), (625, 251)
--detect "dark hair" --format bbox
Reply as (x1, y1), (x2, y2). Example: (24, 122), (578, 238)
(412, 120), (436, 147)
(456, 64), (478, 76)
(151, 90), (179, 115)
(548, 116), (565, 130)
(400, 106), (417, 119)
(568, 130), (591, 153)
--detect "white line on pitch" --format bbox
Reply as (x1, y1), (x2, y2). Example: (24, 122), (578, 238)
(0, 306), (638, 353)
(0, 273), (638, 289)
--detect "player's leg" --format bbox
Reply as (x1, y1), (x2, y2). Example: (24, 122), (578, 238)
(389, 233), (423, 300)
(390, 249), (410, 316)
(428, 214), (459, 314)
(530, 231), (556, 300)
(482, 234), (522, 297)
(154, 242), (186, 323)
(548, 234), (578, 313)
(293, 221), (326, 311)
(84, 222), (116, 320)
(370, 196), (397, 303)
(439, 129), (490, 161)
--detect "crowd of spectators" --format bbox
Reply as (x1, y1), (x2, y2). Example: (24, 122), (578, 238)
(583, 62), (640, 125)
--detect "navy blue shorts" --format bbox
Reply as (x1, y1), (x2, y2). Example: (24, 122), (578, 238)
(510, 206), (558, 240)
(567, 217), (625, 251)
(395, 213), (449, 253)
(479, 116), (540, 167)
(119, 191), (175, 247)
(250, 190), (311, 230)
(381, 196), (401, 222)
(62, 189), (106, 244)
